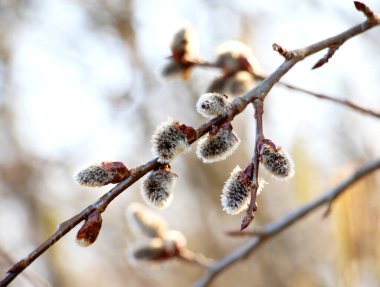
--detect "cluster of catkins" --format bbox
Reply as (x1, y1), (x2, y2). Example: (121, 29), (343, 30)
(221, 139), (294, 215)
(126, 203), (187, 265)
(145, 92), (242, 209)
(73, 26), (294, 228)
(163, 26), (261, 96)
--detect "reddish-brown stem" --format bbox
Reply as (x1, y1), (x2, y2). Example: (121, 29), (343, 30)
(0, 109), (244, 287)
(240, 99), (264, 230)
(0, 158), (161, 287)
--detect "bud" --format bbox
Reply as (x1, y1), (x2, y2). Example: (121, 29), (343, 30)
(126, 202), (168, 238)
(151, 117), (196, 163)
(259, 140), (294, 180)
(221, 166), (265, 215)
(76, 210), (103, 247)
(215, 41), (260, 75)
(141, 165), (177, 209)
(196, 122), (240, 163)
(74, 162), (130, 187)
(170, 26), (198, 63)
(196, 92), (229, 118)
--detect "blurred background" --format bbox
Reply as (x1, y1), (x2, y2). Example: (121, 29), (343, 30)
(0, 0), (379, 286)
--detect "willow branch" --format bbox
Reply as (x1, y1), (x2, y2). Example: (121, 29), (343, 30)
(1, 3), (379, 286)
(194, 158), (380, 287)
(240, 99), (264, 230)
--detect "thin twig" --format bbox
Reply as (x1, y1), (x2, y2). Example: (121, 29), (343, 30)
(270, 79), (380, 118)
(1, 3), (379, 286)
(177, 249), (214, 268)
(240, 99), (264, 230)
(194, 158), (380, 287)
(0, 248), (51, 287)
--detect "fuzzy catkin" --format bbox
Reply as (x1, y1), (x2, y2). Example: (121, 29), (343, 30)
(260, 143), (294, 180)
(196, 93), (229, 118)
(127, 238), (167, 265)
(151, 118), (189, 163)
(126, 203), (168, 238)
(170, 26), (198, 60)
(141, 169), (176, 209)
(74, 162), (129, 187)
(221, 166), (265, 215)
(196, 128), (240, 163)
(75, 164), (112, 187)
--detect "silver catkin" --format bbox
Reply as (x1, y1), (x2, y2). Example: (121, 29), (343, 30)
(141, 169), (177, 209)
(221, 166), (265, 215)
(196, 128), (240, 163)
(260, 143), (294, 180)
(196, 93), (229, 118)
(151, 117), (189, 163)
(74, 164), (114, 187)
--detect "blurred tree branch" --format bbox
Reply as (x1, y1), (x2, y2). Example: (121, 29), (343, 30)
(0, 2), (379, 286)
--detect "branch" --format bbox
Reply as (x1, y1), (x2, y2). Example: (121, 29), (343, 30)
(240, 99), (264, 230)
(194, 158), (380, 287)
(271, 78), (380, 118)
(1, 3), (379, 286)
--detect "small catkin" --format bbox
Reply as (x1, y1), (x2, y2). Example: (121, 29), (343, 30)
(151, 118), (192, 163)
(215, 41), (260, 74)
(127, 238), (168, 265)
(260, 143), (294, 180)
(221, 166), (265, 215)
(196, 93), (229, 118)
(170, 26), (198, 62)
(196, 127), (240, 163)
(126, 202), (168, 238)
(74, 162), (129, 187)
(141, 168), (177, 209)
